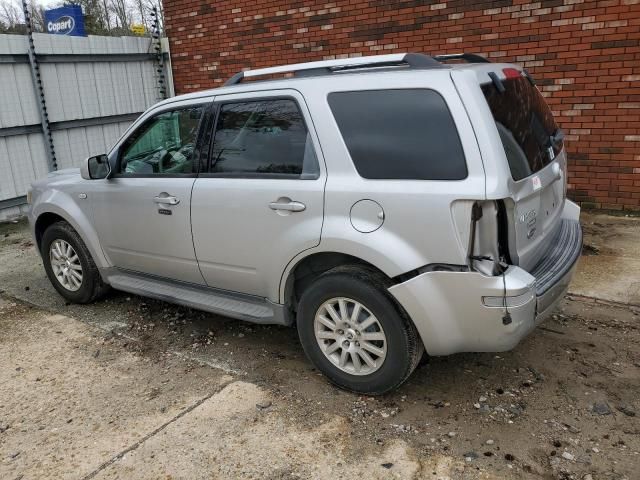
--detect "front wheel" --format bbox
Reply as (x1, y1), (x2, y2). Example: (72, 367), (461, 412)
(297, 267), (424, 395)
(41, 221), (109, 304)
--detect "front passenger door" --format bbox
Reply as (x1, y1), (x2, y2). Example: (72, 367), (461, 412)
(91, 102), (208, 284)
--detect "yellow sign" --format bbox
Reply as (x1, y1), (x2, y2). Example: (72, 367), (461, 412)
(131, 24), (146, 35)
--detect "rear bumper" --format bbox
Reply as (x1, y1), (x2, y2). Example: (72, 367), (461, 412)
(531, 202), (583, 318)
(389, 200), (582, 356)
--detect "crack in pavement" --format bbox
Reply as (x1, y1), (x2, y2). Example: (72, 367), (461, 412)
(1, 292), (244, 480)
(81, 378), (235, 480)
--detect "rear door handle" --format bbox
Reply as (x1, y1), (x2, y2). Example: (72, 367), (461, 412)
(269, 199), (306, 212)
(154, 194), (180, 205)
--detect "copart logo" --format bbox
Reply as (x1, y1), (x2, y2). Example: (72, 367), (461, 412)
(47, 16), (75, 35)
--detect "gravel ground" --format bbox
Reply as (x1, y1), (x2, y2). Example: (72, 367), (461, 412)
(0, 215), (638, 479)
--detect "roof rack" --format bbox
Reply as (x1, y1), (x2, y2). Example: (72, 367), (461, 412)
(224, 53), (443, 86)
(432, 53), (490, 64)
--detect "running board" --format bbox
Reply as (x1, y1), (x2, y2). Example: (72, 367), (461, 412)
(105, 272), (289, 325)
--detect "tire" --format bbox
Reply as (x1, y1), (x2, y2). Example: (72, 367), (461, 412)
(297, 266), (424, 395)
(41, 221), (110, 304)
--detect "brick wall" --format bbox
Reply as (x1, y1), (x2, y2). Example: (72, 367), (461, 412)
(164, 0), (640, 211)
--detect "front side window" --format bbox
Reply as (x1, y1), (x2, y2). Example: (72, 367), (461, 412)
(209, 99), (318, 177)
(328, 89), (467, 180)
(119, 106), (204, 175)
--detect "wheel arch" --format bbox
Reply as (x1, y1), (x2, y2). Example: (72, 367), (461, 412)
(34, 212), (66, 250)
(280, 250), (395, 310)
(32, 198), (109, 270)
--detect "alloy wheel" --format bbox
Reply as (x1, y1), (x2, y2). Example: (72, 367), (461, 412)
(49, 239), (83, 292)
(314, 297), (388, 376)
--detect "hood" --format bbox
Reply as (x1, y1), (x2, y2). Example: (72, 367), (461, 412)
(47, 167), (80, 178)
(32, 167), (81, 192)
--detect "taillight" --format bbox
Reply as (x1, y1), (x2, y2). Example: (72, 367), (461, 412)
(502, 68), (522, 79)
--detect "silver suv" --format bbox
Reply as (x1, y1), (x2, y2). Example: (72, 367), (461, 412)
(28, 53), (582, 394)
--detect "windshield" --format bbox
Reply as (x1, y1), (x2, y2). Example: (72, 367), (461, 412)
(482, 75), (562, 181)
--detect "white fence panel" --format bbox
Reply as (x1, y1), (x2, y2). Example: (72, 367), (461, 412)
(0, 33), (172, 220)
(0, 63), (40, 128)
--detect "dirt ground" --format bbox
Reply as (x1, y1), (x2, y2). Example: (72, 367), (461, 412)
(573, 212), (640, 305)
(0, 212), (638, 480)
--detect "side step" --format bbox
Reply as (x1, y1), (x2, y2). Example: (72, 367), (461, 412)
(106, 272), (288, 325)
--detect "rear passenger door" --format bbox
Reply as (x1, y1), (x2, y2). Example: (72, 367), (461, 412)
(191, 90), (325, 301)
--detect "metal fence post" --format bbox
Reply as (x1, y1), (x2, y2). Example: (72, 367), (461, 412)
(22, 0), (57, 172)
(151, 7), (167, 100)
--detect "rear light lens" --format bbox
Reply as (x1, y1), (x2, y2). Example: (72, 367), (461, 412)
(502, 68), (522, 79)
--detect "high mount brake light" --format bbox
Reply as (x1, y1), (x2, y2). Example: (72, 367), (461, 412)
(502, 68), (522, 79)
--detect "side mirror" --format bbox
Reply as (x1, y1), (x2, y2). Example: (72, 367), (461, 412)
(81, 154), (111, 180)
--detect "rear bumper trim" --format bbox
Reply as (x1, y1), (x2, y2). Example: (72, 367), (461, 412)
(531, 218), (583, 297)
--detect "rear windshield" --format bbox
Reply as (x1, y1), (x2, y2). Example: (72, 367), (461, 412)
(482, 76), (562, 181)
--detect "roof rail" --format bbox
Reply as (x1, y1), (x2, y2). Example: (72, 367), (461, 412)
(224, 53), (443, 86)
(432, 53), (490, 64)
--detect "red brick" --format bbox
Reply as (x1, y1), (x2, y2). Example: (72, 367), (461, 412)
(164, 0), (640, 209)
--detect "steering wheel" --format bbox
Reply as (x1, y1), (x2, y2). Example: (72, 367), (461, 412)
(157, 149), (173, 173)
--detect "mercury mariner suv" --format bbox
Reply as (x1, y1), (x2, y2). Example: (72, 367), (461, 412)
(28, 53), (582, 394)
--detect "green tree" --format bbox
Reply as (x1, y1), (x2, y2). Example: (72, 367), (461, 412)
(62, 0), (110, 35)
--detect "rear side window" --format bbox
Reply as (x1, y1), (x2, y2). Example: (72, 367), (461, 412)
(482, 76), (561, 181)
(210, 99), (318, 178)
(328, 89), (467, 180)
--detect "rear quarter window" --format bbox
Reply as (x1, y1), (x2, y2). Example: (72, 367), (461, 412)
(328, 89), (467, 180)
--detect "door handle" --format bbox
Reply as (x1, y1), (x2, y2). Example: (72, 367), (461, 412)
(154, 194), (180, 205)
(269, 199), (306, 212)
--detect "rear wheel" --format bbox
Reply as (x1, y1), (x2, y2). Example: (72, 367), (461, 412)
(297, 267), (423, 394)
(41, 221), (109, 304)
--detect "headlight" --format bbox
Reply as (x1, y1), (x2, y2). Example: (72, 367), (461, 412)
(27, 190), (33, 205)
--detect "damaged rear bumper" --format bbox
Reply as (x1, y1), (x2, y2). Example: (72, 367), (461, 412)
(389, 201), (582, 356)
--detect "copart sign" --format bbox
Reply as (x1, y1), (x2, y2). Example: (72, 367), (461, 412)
(44, 5), (86, 37)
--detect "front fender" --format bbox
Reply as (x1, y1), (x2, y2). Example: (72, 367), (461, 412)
(30, 189), (110, 269)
